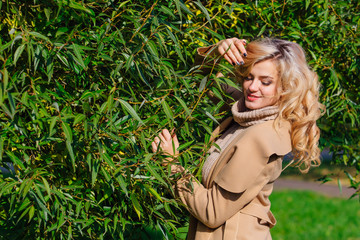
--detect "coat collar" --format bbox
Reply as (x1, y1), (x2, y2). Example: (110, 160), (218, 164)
(209, 116), (234, 143)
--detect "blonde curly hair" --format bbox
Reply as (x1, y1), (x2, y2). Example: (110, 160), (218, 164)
(235, 38), (325, 173)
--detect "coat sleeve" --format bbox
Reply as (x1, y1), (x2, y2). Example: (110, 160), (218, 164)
(176, 121), (291, 229)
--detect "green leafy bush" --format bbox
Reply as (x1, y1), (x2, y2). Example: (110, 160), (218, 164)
(0, 0), (358, 239)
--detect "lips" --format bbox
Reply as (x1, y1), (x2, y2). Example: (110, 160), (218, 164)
(246, 93), (261, 101)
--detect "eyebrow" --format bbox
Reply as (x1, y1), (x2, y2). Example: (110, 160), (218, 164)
(259, 76), (274, 80)
(248, 73), (274, 80)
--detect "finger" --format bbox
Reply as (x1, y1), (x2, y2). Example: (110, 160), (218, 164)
(224, 39), (243, 65)
(158, 132), (167, 144)
(225, 49), (241, 66)
(229, 43), (244, 65)
(173, 134), (179, 146)
(219, 44), (236, 65)
(162, 129), (172, 141)
(153, 137), (161, 148)
(151, 142), (157, 152)
(234, 38), (247, 58)
(223, 54), (234, 65)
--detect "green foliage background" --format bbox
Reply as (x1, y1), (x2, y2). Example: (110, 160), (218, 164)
(0, 0), (358, 239)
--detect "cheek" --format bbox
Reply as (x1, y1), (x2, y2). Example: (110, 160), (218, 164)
(242, 81), (248, 91)
(262, 86), (277, 97)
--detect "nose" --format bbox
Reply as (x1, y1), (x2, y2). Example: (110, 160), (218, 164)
(248, 79), (260, 92)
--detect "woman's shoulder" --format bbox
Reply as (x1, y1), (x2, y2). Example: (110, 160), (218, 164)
(238, 119), (292, 157)
(248, 119), (291, 137)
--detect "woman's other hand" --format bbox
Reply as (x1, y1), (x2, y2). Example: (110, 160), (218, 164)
(215, 38), (247, 66)
(151, 129), (179, 160)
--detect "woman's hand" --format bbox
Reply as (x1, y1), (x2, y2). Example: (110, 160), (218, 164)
(214, 38), (247, 66)
(151, 129), (179, 162)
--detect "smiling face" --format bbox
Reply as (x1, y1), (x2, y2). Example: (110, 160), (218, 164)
(242, 59), (280, 110)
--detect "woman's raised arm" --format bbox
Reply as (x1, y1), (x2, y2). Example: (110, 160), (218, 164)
(192, 38), (247, 111)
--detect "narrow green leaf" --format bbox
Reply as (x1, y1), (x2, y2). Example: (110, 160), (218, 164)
(199, 76), (208, 92)
(337, 178), (342, 194)
(49, 116), (58, 136)
(7, 92), (16, 116)
(204, 28), (223, 40)
(62, 122), (72, 142)
(179, 1), (194, 16)
(17, 205), (31, 223)
(143, 184), (162, 201)
(22, 180), (34, 199)
(210, 87), (224, 101)
(178, 140), (195, 152)
(72, 44), (87, 70)
(0, 41), (12, 53)
(257, 24), (267, 37)
(205, 111), (219, 124)
(68, 1), (95, 16)
(135, 63), (151, 89)
(29, 32), (51, 43)
(0, 182), (17, 197)
(130, 193), (142, 219)
(115, 171), (128, 197)
(73, 114), (86, 126)
(117, 99), (144, 125)
(44, 8), (51, 21)
(56, 52), (69, 67)
(41, 177), (51, 199)
(91, 159), (99, 186)
(1, 103), (13, 119)
(68, 225), (72, 240)
(194, 1), (212, 26)
(28, 205), (35, 222)
(157, 222), (169, 240)
(75, 201), (82, 217)
(101, 152), (115, 169)
(123, 53), (134, 71)
(160, 5), (176, 18)
(161, 99), (174, 121)
(0, 138), (4, 161)
(14, 44), (26, 65)
(145, 163), (167, 185)
(100, 166), (111, 182)
(3, 68), (8, 91)
(118, 0), (131, 9)
(174, 0), (182, 21)
(56, 210), (65, 231)
(6, 151), (25, 169)
(55, 27), (69, 38)
(33, 184), (46, 206)
(66, 140), (76, 171)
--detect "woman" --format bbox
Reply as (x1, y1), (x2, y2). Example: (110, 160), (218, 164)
(151, 38), (323, 240)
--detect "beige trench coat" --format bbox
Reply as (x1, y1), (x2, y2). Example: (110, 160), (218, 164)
(176, 117), (292, 240)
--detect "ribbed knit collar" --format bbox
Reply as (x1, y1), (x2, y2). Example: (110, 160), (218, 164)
(231, 97), (279, 127)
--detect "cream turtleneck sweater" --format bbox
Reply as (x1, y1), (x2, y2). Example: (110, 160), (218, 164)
(202, 99), (279, 182)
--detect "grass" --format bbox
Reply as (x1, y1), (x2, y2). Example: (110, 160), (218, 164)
(146, 190), (360, 240)
(270, 190), (360, 240)
(281, 160), (359, 187)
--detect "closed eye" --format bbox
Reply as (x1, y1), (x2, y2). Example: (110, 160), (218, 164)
(244, 76), (253, 81)
(262, 81), (272, 86)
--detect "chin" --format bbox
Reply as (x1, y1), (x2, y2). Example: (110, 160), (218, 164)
(245, 101), (261, 110)
(245, 101), (274, 110)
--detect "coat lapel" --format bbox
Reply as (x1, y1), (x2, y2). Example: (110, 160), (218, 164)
(209, 116), (234, 142)
(204, 116), (234, 188)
